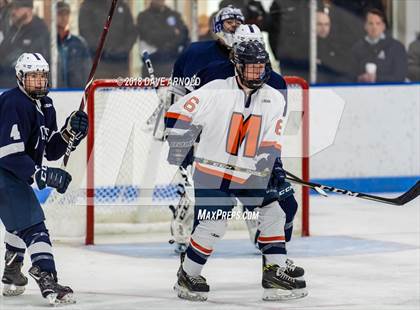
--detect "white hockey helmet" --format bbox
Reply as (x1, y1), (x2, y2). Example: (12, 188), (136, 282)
(233, 24), (265, 46)
(212, 5), (245, 48)
(15, 52), (49, 99)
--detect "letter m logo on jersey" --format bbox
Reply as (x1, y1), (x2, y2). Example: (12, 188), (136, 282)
(226, 113), (262, 158)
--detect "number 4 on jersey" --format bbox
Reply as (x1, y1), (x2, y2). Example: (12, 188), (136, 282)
(10, 124), (21, 140)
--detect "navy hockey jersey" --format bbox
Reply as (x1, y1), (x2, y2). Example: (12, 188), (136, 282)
(172, 40), (230, 95)
(0, 87), (68, 183)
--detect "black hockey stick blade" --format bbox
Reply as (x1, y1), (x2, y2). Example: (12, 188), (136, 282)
(285, 169), (420, 206)
(387, 180), (420, 206)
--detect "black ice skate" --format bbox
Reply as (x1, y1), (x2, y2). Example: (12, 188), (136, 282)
(29, 266), (75, 305)
(262, 264), (308, 301)
(285, 258), (305, 279)
(174, 254), (209, 301)
(2, 251), (28, 296)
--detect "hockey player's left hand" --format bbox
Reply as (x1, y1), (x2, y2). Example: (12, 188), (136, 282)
(256, 155), (286, 191)
(61, 111), (89, 146)
(266, 159), (294, 202)
(256, 156), (285, 181)
(268, 157), (286, 190)
(34, 166), (72, 194)
(256, 156), (294, 203)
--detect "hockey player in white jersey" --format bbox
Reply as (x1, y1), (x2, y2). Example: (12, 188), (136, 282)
(167, 20), (265, 254)
(165, 40), (307, 302)
(163, 6), (245, 253)
(168, 25), (303, 281)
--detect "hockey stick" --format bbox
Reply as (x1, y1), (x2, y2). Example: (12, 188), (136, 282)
(285, 170), (420, 206)
(195, 157), (270, 177)
(194, 157), (420, 206)
(142, 50), (191, 199)
(141, 50), (168, 135)
(62, 0), (119, 167)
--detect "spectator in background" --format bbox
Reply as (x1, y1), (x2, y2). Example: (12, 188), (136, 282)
(137, 0), (189, 78)
(198, 14), (212, 41)
(327, 0), (385, 52)
(0, 0), (11, 44)
(266, 0), (385, 82)
(351, 9), (407, 83)
(56, 1), (91, 88)
(407, 34), (420, 82)
(79, 0), (135, 79)
(268, 0), (310, 81)
(219, 0), (268, 31)
(316, 11), (353, 83)
(0, 0), (49, 88)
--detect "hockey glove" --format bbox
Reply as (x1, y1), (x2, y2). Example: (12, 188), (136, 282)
(61, 111), (89, 147)
(256, 156), (291, 201)
(167, 130), (198, 167)
(268, 157), (286, 191)
(276, 181), (295, 201)
(34, 166), (72, 194)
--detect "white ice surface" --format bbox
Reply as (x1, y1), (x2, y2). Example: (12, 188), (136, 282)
(1, 194), (419, 309)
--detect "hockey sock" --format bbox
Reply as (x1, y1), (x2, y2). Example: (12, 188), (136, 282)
(4, 231), (26, 263)
(183, 219), (227, 276)
(17, 222), (56, 273)
(256, 202), (287, 267)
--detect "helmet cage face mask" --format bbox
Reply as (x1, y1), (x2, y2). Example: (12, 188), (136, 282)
(15, 53), (50, 99)
(21, 72), (49, 100)
(234, 41), (271, 89)
(212, 6), (245, 47)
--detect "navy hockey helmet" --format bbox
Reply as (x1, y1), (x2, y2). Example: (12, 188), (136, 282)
(233, 40), (271, 89)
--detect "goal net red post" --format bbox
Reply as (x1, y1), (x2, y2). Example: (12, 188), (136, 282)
(42, 77), (309, 245)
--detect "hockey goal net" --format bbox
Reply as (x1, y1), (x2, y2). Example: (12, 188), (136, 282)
(43, 77), (309, 245)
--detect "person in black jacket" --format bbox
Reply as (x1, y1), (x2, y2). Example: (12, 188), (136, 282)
(0, 0), (49, 88)
(56, 1), (91, 88)
(268, 0), (310, 81)
(351, 8), (407, 83)
(78, 0), (136, 78)
(328, 0), (385, 52)
(137, 0), (189, 78)
(316, 11), (353, 83)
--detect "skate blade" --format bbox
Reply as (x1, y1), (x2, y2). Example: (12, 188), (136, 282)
(262, 288), (308, 301)
(2, 284), (25, 296)
(47, 293), (76, 306)
(173, 282), (208, 301)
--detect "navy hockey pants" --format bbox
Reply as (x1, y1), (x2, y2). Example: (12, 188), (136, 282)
(0, 167), (45, 231)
